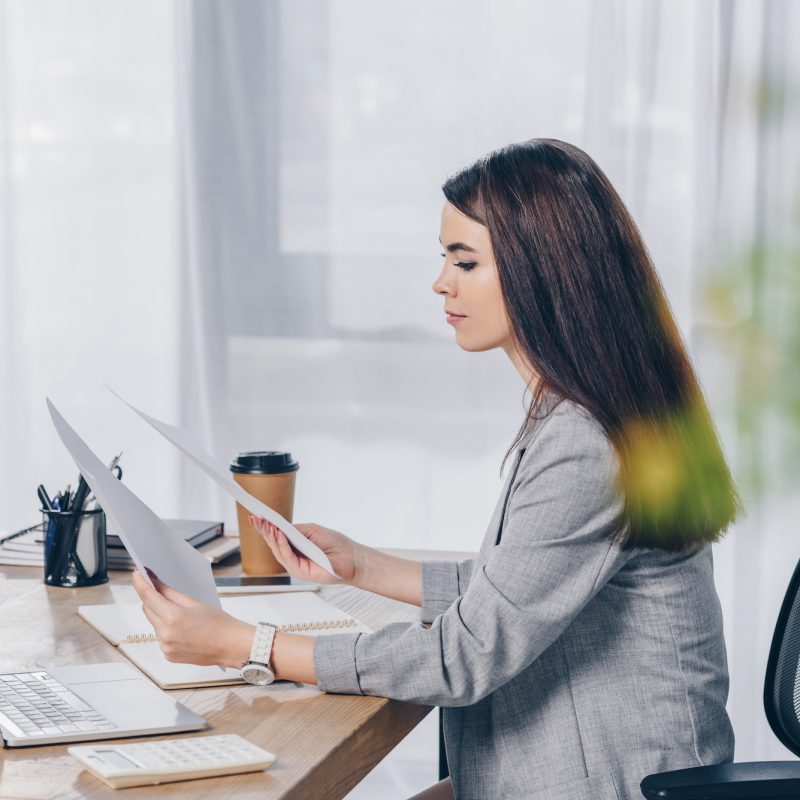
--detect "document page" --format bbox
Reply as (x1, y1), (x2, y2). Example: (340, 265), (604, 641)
(46, 399), (221, 607)
(108, 388), (336, 577)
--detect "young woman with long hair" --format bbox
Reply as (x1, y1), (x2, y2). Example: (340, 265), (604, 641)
(134, 138), (740, 800)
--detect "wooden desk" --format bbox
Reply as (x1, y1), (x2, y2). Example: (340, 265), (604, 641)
(0, 548), (466, 800)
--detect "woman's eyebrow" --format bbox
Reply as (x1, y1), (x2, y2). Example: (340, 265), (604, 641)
(439, 240), (478, 253)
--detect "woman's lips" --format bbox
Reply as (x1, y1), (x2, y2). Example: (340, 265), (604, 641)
(446, 313), (467, 324)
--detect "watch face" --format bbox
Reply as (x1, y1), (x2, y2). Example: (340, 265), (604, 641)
(241, 662), (275, 686)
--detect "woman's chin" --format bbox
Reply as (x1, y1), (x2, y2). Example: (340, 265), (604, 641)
(454, 333), (498, 353)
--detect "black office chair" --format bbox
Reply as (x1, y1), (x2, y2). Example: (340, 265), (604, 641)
(640, 557), (800, 798)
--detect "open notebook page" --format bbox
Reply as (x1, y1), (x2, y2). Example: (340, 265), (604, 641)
(78, 593), (371, 689)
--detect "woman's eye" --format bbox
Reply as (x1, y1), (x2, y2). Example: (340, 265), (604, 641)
(439, 252), (476, 271)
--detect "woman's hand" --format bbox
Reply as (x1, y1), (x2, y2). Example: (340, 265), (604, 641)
(131, 569), (254, 669)
(250, 517), (361, 586)
(251, 518), (425, 607)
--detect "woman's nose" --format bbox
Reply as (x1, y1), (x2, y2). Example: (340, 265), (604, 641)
(432, 263), (454, 296)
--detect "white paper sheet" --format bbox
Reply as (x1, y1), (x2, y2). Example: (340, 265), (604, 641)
(46, 399), (221, 607)
(107, 388), (336, 577)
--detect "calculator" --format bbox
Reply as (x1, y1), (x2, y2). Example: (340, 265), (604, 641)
(68, 734), (276, 789)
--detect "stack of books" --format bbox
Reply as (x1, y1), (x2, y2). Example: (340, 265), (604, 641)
(0, 520), (238, 570)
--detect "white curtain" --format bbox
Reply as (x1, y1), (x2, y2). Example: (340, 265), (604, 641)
(2, 0), (799, 768)
(0, 0), (182, 527)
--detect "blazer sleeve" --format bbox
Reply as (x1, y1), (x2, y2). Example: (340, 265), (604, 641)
(313, 408), (631, 707)
(419, 559), (475, 623)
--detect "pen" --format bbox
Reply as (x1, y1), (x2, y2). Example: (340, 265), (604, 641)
(40, 485), (57, 563)
(71, 474), (91, 515)
(44, 495), (61, 575)
(37, 484), (54, 513)
(47, 485), (72, 582)
(62, 472), (93, 582)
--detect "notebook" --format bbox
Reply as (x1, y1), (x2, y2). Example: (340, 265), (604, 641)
(78, 592), (371, 689)
(106, 519), (223, 550)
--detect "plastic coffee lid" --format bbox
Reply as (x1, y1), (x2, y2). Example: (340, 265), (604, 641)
(230, 451), (299, 475)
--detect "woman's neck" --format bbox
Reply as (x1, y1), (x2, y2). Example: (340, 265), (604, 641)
(503, 342), (538, 395)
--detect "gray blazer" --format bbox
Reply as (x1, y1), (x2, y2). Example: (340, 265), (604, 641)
(314, 399), (734, 799)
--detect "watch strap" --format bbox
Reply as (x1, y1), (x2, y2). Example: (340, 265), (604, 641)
(248, 621), (277, 668)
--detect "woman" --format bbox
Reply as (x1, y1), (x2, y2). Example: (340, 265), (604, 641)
(133, 138), (740, 800)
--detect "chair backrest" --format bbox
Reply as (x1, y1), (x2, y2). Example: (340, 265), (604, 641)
(764, 557), (800, 757)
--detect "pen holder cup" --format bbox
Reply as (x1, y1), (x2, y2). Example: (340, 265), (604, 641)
(42, 507), (108, 587)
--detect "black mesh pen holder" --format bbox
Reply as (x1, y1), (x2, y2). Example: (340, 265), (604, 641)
(42, 507), (108, 587)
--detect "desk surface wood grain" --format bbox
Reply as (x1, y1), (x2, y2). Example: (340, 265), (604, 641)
(0, 546), (470, 800)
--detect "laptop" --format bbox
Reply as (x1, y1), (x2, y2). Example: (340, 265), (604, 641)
(0, 662), (206, 747)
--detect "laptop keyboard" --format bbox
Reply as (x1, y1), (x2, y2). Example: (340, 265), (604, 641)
(0, 671), (115, 738)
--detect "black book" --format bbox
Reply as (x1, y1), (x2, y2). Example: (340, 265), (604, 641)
(106, 519), (224, 550)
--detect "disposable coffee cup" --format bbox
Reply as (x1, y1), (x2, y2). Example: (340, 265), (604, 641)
(230, 451), (299, 575)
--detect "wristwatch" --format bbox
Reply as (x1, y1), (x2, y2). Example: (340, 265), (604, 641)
(240, 621), (277, 685)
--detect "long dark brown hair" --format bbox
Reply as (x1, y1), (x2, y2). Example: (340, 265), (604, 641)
(443, 138), (741, 551)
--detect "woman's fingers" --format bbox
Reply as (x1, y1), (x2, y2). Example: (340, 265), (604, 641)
(273, 528), (301, 570)
(251, 515), (271, 531)
(251, 516), (288, 569)
(248, 516), (315, 578)
(140, 597), (164, 633)
(268, 525), (296, 571)
(132, 569), (172, 621)
(250, 515), (276, 545)
(260, 519), (305, 575)
(263, 523), (277, 549)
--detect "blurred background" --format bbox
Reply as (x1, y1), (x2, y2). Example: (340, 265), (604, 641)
(1, 0), (799, 795)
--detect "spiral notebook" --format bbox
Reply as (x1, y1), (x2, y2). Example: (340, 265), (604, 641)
(77, 592), (371, 689)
